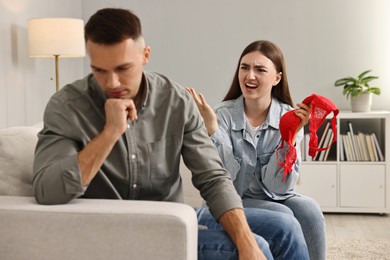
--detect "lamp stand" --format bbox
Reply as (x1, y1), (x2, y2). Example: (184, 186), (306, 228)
(54, 54), (59, 92)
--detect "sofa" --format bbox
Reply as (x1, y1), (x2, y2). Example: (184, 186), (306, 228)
(0, 125), (202, 260)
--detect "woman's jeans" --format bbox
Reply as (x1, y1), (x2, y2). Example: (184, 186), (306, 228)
(196, 207), (309, 260)
(243, 195), (326, 260)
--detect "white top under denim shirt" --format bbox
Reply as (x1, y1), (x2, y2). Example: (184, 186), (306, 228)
(210, 95), (303, 201)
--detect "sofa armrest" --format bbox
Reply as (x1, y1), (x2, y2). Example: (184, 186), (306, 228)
(0, 196), (198, 260)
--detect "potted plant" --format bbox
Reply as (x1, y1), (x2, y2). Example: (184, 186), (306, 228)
(334, 70), (380, 112)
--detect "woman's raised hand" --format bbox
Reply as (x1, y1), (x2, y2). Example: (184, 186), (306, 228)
(186, 87), (218, 136)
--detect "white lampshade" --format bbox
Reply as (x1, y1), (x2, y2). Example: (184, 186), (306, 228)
(28, 18), (85, 58)
(28, 18), (85, 92)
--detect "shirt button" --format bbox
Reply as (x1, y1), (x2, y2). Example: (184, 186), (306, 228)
(131, 154), (136, 159)
(127, 124), (130, 129)
(132, 184), (137, 188)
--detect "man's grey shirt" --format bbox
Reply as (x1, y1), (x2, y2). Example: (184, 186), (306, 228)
(33, 71), (242, 219)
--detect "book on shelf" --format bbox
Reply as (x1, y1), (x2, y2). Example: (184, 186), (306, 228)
(347, 121), (360, 161)
(345, 133), (355, 161)
(370, 134), (379, 161)
(358, 132), (370, 161)
(342, 135), (351, 161)
(317, 128), (333, 161)
(343, 133), (350, 160)
(365, 134), (376, 161)
(354, 134), (364, 161)
(314, 121), (330, 161)
(346, 132), (357, 161)
(323, 130), (334, 161)
(339, 134), (345, 161)
(371, 133), (384, 161)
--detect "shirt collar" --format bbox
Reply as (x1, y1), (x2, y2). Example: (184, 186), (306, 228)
(231, 95), (284, 131)
(138, 73), (148, 110)
(231, 95), (246, 131)
(268, 97), (284, 130)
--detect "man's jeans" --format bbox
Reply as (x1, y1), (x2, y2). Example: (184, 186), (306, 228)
(196, 208), (309, 260)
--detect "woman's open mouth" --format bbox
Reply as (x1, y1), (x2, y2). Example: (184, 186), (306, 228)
(245, 83), (258, 89)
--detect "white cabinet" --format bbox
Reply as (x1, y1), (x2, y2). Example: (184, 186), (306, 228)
(339, 164), (385, 208)
(296, 111), (390, 213)
(298, 165), (337, 207)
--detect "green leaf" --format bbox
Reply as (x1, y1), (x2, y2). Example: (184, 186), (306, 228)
(368, 87), (381, 95)
(362, 76), (379, 83)
(334, 77), (355, 86)
(342, 88), (350, 98)
(357, 70), (371, 80)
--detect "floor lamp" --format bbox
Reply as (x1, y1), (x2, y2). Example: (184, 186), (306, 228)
(28, 18), (85, 92)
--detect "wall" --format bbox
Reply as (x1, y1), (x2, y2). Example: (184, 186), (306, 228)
(1, 0), (390, 127)
(82, 0), (390, 110)
(0, 0), (85, 128)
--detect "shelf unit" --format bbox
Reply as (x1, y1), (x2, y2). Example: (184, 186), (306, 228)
(296, 111), (390, 214)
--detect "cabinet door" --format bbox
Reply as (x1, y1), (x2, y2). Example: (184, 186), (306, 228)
(296, 164), (337, 207)
(340, 164), (385, 208)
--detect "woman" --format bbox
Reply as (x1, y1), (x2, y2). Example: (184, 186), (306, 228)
(187, 40), (326, 260)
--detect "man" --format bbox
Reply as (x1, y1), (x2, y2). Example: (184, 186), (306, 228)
(33, 8), (309, 260)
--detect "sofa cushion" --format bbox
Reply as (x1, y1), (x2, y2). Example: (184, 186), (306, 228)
(0, 124), (205, 205)
(0, 126), (41, 196)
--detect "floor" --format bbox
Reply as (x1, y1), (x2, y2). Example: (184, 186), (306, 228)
(324, 213), (390, 240)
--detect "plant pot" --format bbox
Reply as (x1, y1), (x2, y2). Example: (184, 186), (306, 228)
(351, 93), (372, 112)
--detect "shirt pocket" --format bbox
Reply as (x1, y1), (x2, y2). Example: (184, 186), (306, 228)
(258, 152), (273, 165)
(148, 135), (180, 179)
(258, 151), (276, 181)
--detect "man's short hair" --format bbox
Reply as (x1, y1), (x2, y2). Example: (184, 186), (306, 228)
(84, 8), (142, 44)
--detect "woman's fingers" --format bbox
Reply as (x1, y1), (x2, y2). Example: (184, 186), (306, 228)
(198, 92), (208, 107)
(186, 87), (202, 105)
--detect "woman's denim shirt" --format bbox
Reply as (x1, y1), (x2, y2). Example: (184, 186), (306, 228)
(211, 95), (303, 200)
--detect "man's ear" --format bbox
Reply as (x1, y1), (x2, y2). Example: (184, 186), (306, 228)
(143, 46), (151, 65)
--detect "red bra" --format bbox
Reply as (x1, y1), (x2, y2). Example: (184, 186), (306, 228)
(277, 94), (339, 181)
